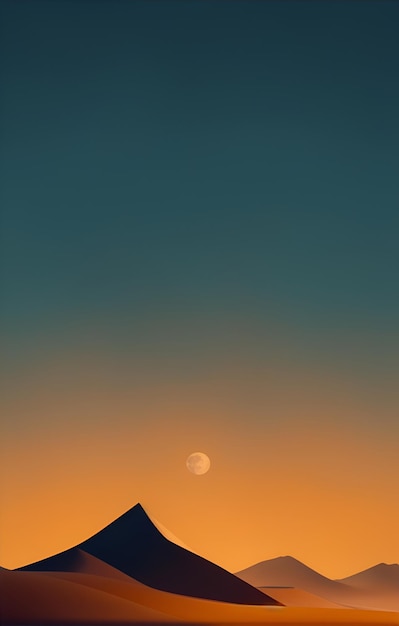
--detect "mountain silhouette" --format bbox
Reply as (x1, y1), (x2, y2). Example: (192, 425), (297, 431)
(337, 563), (399, 591)
(235, 556), (399, 611)
(235, 555), (354, 605)
(20, 503), (280, 605)
(236, 556), (341, 592)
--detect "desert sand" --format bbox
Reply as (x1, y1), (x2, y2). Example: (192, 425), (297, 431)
(2, 503), (398, 625)
(257, 586), (345, 608)
(1, 568), (398, 625)
(0, 569), (177, 624)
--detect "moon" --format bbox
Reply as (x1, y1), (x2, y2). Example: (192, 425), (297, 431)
(186, 452), (211, 475)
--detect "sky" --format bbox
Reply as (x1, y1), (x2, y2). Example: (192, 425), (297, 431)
(1, 0), (398, 579)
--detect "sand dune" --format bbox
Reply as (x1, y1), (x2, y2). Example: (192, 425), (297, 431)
(30, 569), (284, 622)
(0, 570), (179, 624)
(19, 546), (137, 582)
(51, 571), (347, 615)
(20, 503), (277, 605)
(2, 569), (398, 625)
(257, 586), (345, 608)
(236, 556), (399, 611)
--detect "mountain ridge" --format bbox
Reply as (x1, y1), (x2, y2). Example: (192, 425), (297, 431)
(235, 555), (399, 611)
(19, 502), (280, 606)
(337, 562), (399, 590)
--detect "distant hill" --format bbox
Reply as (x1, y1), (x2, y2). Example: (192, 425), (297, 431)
(19, 503), (279, 606)
(236, 555), (343, 596)
(337, 563), (399, 591)
(235, 556), (399, 612)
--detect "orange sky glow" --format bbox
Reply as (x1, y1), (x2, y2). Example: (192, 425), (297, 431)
(2, 342), (398, 580)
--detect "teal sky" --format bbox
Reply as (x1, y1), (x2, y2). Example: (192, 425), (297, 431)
(1, 1), (399, 578)
(1, 0), (398, 415)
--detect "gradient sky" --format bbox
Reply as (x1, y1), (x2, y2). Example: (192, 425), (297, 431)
(1, 0), (398, 579)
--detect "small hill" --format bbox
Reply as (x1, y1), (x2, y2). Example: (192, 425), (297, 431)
(236, 556), (399, 611)
(19, 547), (136, 581)
(337, 563), (399, 591)
(236, 556), (340, 594)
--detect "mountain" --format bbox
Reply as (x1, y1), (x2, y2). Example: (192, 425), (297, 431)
(19, 503), (279, 606)
(337, 563), (399, 591)
(336, 562), (399, 612)
(235, 555), (344, 597)
(235, 556), (399, 612)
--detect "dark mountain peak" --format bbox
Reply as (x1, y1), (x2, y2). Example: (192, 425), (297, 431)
(89, 502), (156, 530)
(123, 502), (147, 517)
(20, 502), (281, 606)
(76, 502), (167, 556)
(77, 504), (280, 605)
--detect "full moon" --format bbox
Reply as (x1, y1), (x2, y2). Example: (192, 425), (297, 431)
(186, 452), (211, 475)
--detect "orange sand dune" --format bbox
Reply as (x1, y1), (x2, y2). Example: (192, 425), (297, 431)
(36, 547), (139, 582)
(338, 591), (399, 613)
(258, 586), (345, 608)
(29, 570), (398, 625)
(70, 549), (142, 581)
(0, 570), (179, 624)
